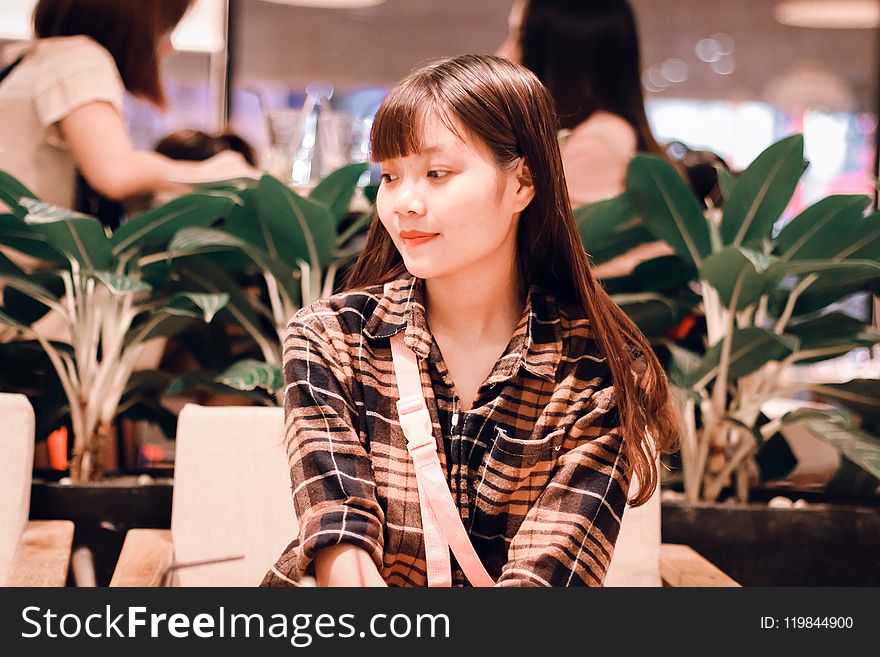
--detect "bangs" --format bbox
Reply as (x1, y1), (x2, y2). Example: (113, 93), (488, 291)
(370, 82), (466, 162)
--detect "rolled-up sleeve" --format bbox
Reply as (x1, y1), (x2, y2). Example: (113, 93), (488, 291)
(264, 314), (384, 585)
(496, 383), (631, 587)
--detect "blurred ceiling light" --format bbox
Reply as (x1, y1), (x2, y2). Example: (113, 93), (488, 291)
(171, 0), (227, 53)
(774, 0), (880, 29)
(259, 0), (387, 7)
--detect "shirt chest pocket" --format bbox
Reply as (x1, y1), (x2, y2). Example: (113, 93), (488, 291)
(474, 425), (560, 509)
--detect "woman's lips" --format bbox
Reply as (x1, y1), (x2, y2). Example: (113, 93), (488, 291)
(400, 234), (438, 247)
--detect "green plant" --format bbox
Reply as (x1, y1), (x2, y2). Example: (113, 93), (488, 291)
(0, 173), (233, 482)
(162, 163), (372, 403)
(577, 135), (880, 502)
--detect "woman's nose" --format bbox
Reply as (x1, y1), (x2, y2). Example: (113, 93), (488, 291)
(393, 183), (426, 216)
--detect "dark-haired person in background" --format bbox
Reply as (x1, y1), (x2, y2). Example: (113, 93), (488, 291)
(154, 128), (259, 168)
(498, 0), (673, 276)
(0, 0), (254, 224)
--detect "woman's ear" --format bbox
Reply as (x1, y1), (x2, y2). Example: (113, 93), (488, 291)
(513, 157), (535, 212)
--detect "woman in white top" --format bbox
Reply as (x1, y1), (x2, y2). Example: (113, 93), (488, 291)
(0, 0), (252, 220)
(498, 0), (672, 276)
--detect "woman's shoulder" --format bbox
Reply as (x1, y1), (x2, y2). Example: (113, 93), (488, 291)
(563, 111), (638, 158)
(287, 283), (387, 342)
(32, 36), (118, 73)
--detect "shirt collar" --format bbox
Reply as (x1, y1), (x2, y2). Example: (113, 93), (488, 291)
(363, 272), (562, 382)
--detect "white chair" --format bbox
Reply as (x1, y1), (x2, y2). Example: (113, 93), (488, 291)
(111, 403), (736, 587)
(0, 392), (74, 586)
(111, 404), (297, 586)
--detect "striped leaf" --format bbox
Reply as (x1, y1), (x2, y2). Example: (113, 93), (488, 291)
(19, 199), (111, 270)
(166, 292), (229, 323)
(91, 271), (152, 296)
(217, 359), (283, 394)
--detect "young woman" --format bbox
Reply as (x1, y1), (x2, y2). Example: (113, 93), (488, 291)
(0, 0), (253, 221)
(262, 54), (679, 588)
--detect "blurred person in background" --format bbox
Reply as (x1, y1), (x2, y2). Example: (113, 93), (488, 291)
(497, 0), (673, 277)
(154, 128), (259, 168)
(498, 0), (666, 205)
(0, 0), (254, 228)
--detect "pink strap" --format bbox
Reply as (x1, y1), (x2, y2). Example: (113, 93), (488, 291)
(387, 312), (495, 587)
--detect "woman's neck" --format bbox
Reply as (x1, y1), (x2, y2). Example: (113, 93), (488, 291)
(423, 256), (525, 345)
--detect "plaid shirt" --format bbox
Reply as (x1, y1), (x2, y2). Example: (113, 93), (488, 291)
(261, 273), (631, 587)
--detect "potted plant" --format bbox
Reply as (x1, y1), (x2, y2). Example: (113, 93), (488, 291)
(575, 134), (880, 584)
(161, 163), (372, 404)
(0, 173), (237, 482)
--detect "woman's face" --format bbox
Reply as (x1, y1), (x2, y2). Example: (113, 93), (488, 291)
(496, 0), (526, 62)
(375, 114), (534, 282)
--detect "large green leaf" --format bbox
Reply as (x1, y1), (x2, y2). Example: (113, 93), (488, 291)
(775, 194), (870, 261)
(687, 328), (799, 389)
(253, 175), (336, 270)
(626, 155), (711, 267)
(809, 379), (880, 433)
(217, 359), (283, 395)
(0, 214), (67, 263)
(164, 226), (300, 307)
(786, 313), (880, 363)
(699, 247), (776, 311)
(842, 211), (880, 261)
(631, 255), (697, 294)
(0, 170), (37, 220)
(309, 162), (369, 226)
(721, 134), (806, 247)
(19, 199), (111, 270)
(790, 409), (880, 480)
(110, 192), (237, 257)
(587, 223), (655, 266)
(575, 193), (637, 247)
(789, 262), (880, 315)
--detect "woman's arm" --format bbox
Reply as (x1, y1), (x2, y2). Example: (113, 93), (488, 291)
(59, 101), (255, 201)
(276, 314), (387, 587)
(496, 383), (632, 587)
(314, 544), (387, 587)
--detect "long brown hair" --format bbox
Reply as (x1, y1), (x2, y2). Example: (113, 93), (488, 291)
(33, 0), (194, 108)
(345, 54), (679, 506)
(518, 0), (665, 156)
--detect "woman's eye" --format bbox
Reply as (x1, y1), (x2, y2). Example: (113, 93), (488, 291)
(379, 172), (397, 183)
(427, 170), (450, 180)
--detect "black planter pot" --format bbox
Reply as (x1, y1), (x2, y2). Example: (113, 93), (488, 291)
(661, 497), (880, 585)
(29, 475), (173, 586)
